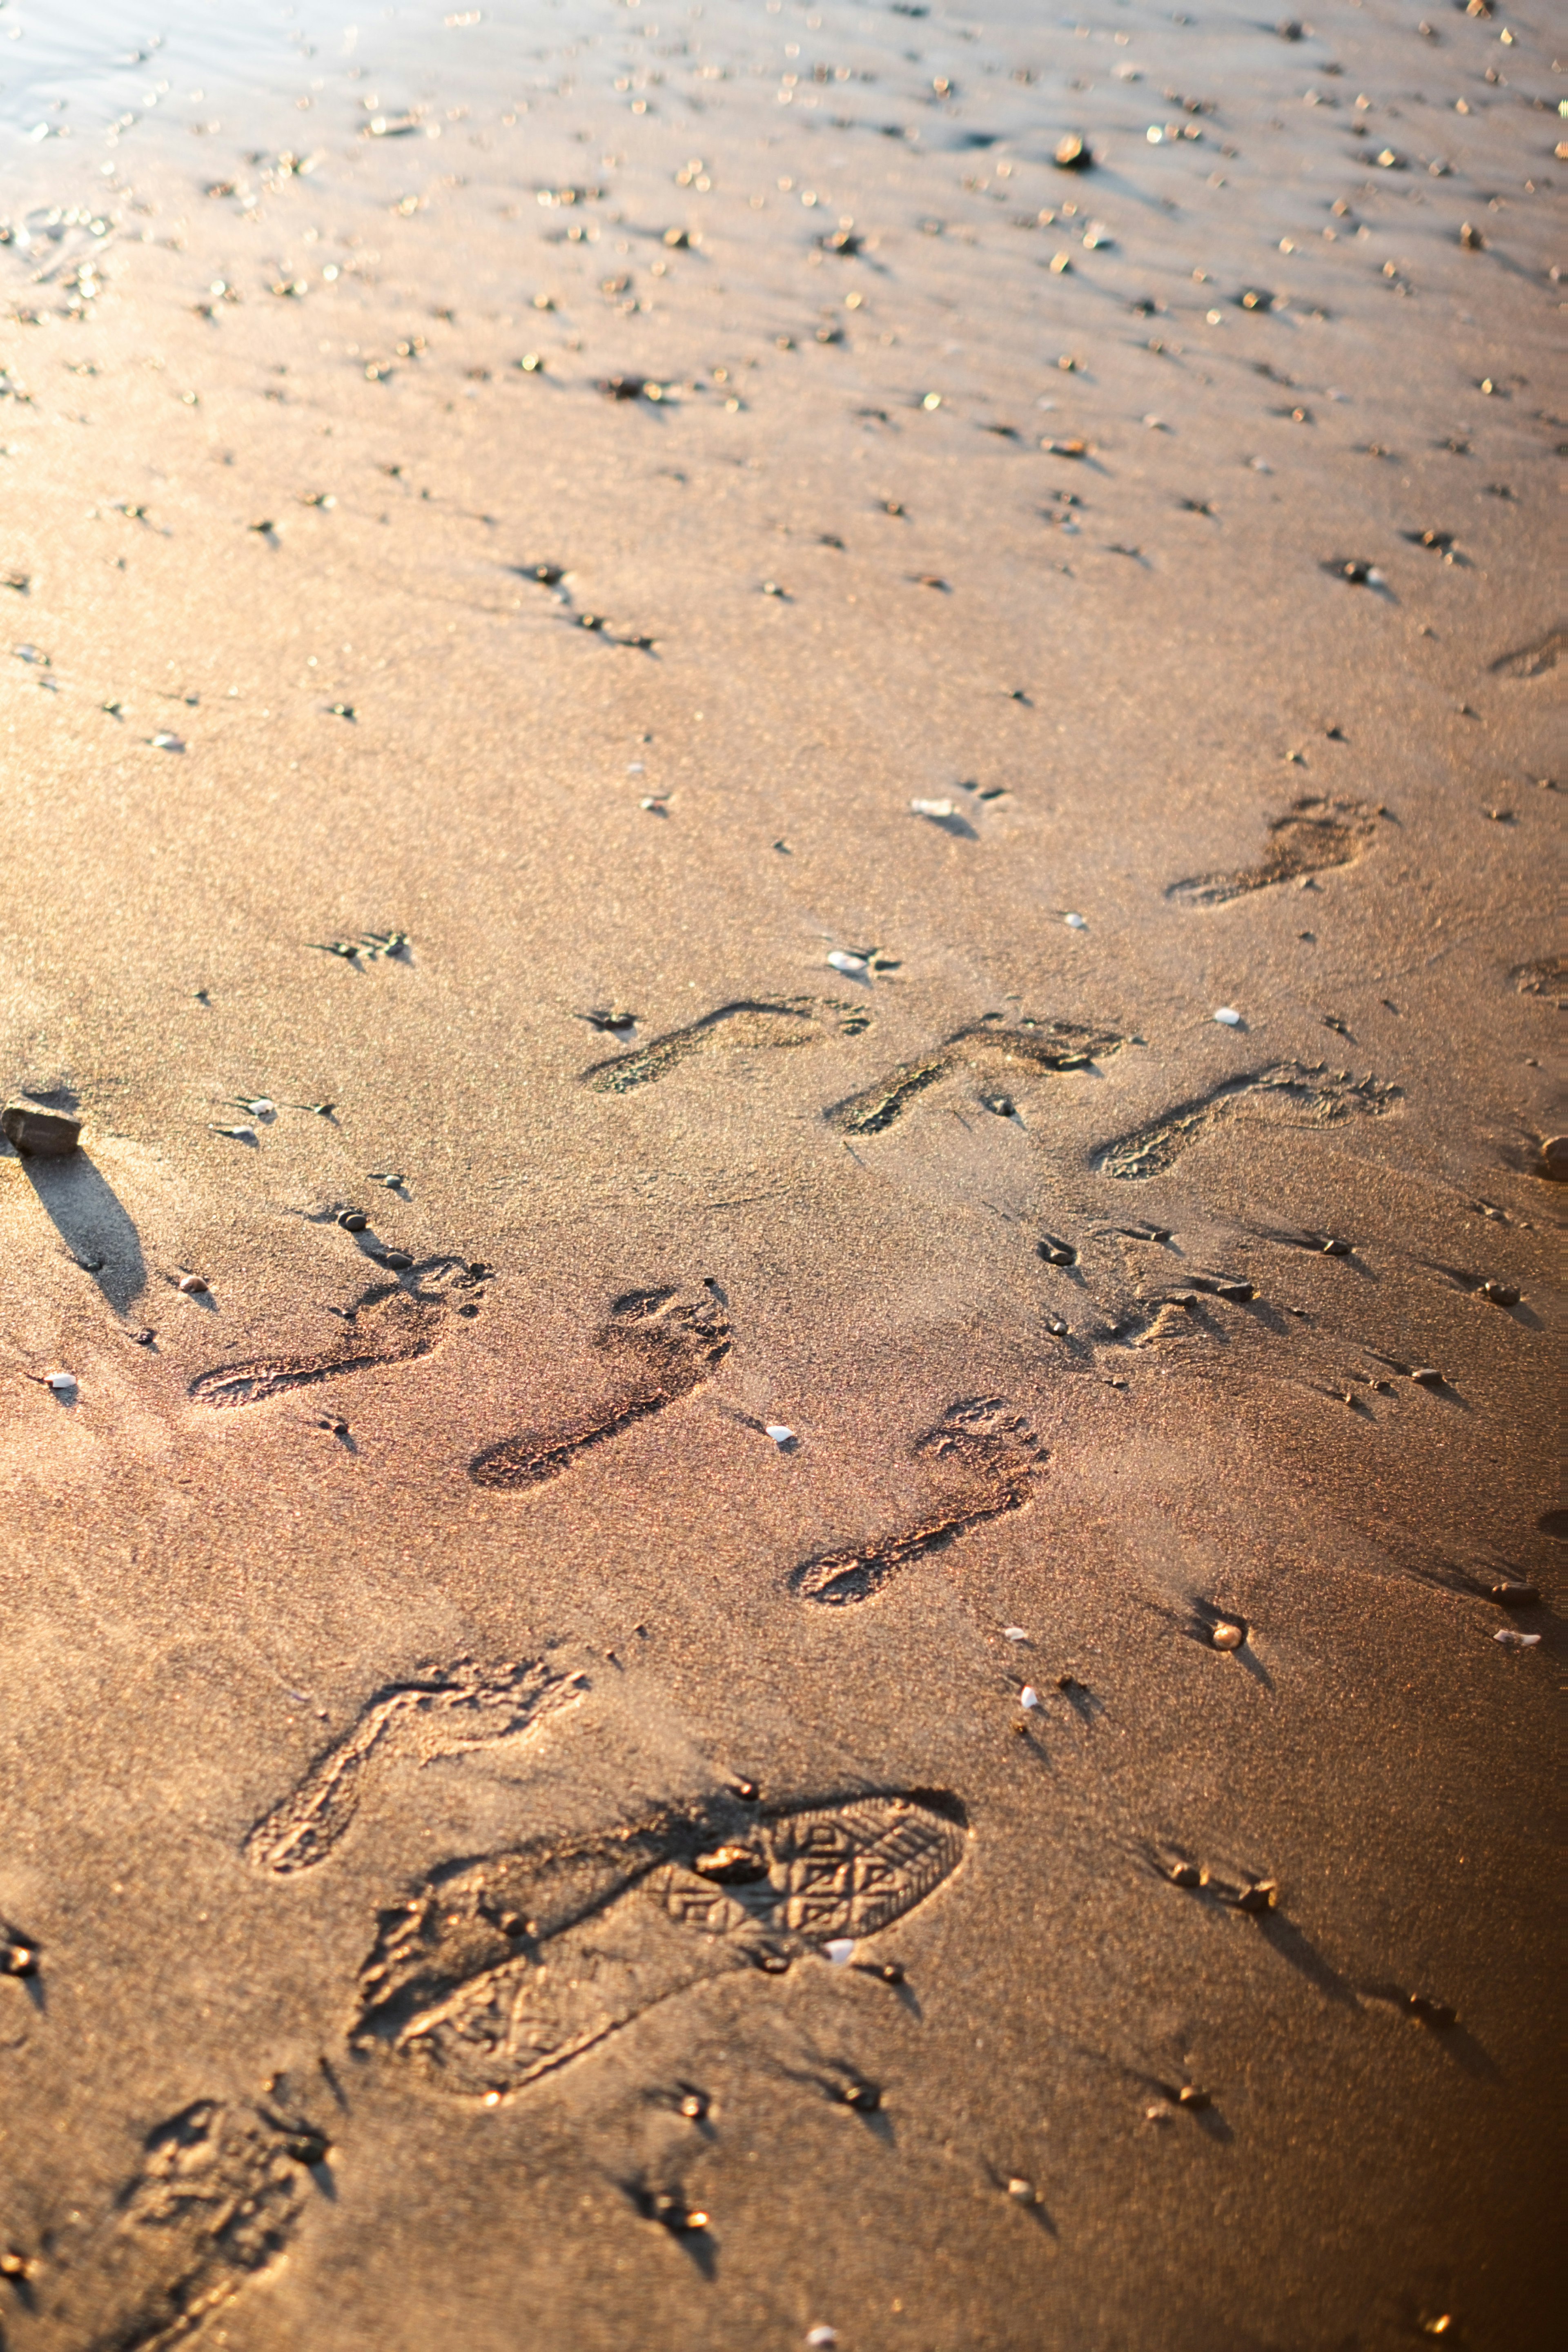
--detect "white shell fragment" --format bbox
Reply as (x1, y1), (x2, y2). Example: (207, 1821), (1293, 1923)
(1003, 1626), (1029, 1642)
(1213, 1006), (1243, 1027)
(46, 1371), (78, 1392)
(764, 1423), (795, 1446)
(1494, 1628), (1541, 1648)
(910, 797), (956, 818)
(1064, 911), (1088, 929)
(826, 950), (869, 976)
(822, 1937), (855, 1965)
(1019, 1685), (1043, 1711)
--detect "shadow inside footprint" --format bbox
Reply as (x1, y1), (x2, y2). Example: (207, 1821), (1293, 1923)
(1488, 626), (1565, 679)
(245, 1657), (589, 1877)
(36, 2096), (327, 2350)
(350, 1788), (967, 2100)
(791, 1400), (1044, 1606)
(469, 1285), (731, 1490)
(1165, 797), (1380, 908)
(825, 1019), (1125, 1139)
(189, 1264), (481, 1408)
(1095, 1063), (1399, 1182)
(582, 999), (869, 1095)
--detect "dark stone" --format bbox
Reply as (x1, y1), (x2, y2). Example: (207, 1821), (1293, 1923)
(2, 1099), (80, 1156)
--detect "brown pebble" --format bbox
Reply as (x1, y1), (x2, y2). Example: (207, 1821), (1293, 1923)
(1406, 1993), (1457, 2028)
(1054, 134), (1092, 171)
(177, 1274), (209, 1295)
(1410, 1367), (1444, 1388)
(1006, 2176), (1038, 2202)
(338, 1209), (369, 1232)
(1211, 1622), (1245, 1650)
(1236, 1880), (1277, 1914)
(2, 1098), (81, 1156)
(1176, 2085), (1211, 2110)
(1540, 1136), (1568, 1180)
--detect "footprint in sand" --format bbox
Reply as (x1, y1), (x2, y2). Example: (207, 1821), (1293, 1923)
(350, 1788), (967, 2100)
(581, 998), (870, 1096)
(824, 1019), (1125, 1140)
(469, 1282), (731, 1490)
(1094, 1063), (1399, 1182)
(33, 2094), (330, 2352)
(790, 1400), (1044, 1608)
(189, 1259), (482, 1409)
(244, 1657), (589, 1877)
(1165, 796), (1381, 909)
(1488, 626), (1565, 679)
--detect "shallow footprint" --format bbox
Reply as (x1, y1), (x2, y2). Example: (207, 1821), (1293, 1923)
(825, 1019), (1125, 1139)
(189, 1264), (479, 1409)
(582, 998), (869, 1096)
(39, 2095), (326, 2352)
(469, 1283), (731, 1490)
(350, 1788), (967, 2100)
(245, 1656), (589, 1877)
(791, 1399), (1044, 1607)
(1095, 1063), (1399, 1182)
(1165, 796), (1380, 908)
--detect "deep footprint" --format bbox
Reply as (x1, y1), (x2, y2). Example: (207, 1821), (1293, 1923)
(1165, 796), (1380, 908)
(42, 2097), (325, 2352)
(469, 1284), (731, 1490)
(245, 1657), (588, 1877)
(189, 1265), (481, 1409)
(582, 998), (869, 1095)
(1488, 627), (1565, 679)
(349, 1788), (967, 2099)
(791, 1400), (1044, 1606)
(824, 1019), (1125, 1139)
(1095, 1063), (1399, 1182)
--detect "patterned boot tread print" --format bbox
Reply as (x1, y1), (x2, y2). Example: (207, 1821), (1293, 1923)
(469, 1283), (731, 1490)
(1095, 1063), (1400, 1182)
(824, 1018), (1126, 1139)
(189, 1261), (483, 1409)
(350, 1790), (967, 2100)
(44, 2098), (325, 2352)
(581, 998), (871, 1095)
(1165, 796), (1381, 908)
(245, 1657), (589, 1877)
(791, 1401), (1044, 1608)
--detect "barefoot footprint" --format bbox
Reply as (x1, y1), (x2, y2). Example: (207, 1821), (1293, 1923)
(245, 1657), (590, 1877)
(189, 1261), (482, 1409)
(469, 1283), (731, 1490)
(350, 1788), (968, 2100)
(790, 1400), (1045, 1607)
(1165, 797), (1380, 909)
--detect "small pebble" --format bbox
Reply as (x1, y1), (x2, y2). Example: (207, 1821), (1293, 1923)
(1019, 1685), (1043, 1711)
(1003, 1626), (1029, 1641)
(1064, 911), (1088, 929)
(806, 2331), (839, 2350)
(177, 1274), (209, 1295)
(2, 1098), (81, 1157)
(1479, 1282), (1519, 1306)
(822, 1937), (855, 1965)
(1493, 1628), (1540, 1648)
(1006, 2176), (1038, 2203)
(1410, 1367), (1444, 1388)
(1212, 1006), (1243, 1027)
(1211, 1621), (1245, 1650)
(1406, 1994), (1457, 2028)
(45, 1371), (77, 1393)
(1236, 1880), (1277, 1914)
(378, 1250), (413, 1270)
(910, 797), (956, 817)
(338, 1210), (369, 1232)
(764, 1423), (795, 1446)
(827, 950), (869, 976)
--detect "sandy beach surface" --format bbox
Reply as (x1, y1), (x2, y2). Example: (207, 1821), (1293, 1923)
(0, 2), (1560, 2345)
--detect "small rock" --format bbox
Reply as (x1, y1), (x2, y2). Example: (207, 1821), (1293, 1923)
(45, 1371), (77, 1394)
(1236, 1880), (1277, 1914)
(1054, 134), (1092, 171)
(823, 1937), (855, 1965)
(1212, 1007), (1243, 1027)
(806, 2331), (839, 2350)
(1006, 2176), (1038, 2203)
(910, 797), (956, 818)
(1410, 1367), (1445, 1388)
(338, 1209), (369, 1232)
(177, 1274), (209, 1295)
(1168, 1861), (1203, 1889)
(1539, 1136), (1567, 1180)
(2, 1098), (81, 1156)
(826, 950), (869, 976)
(764, 1423), (796, 1446)
(1003, 1626), (1029, 1641)
(1479, 1281), (1519, 1306)
(1406, 1994), (1457, 2028)
(1211, 1622), (1245, 1650)
(1493, 1628), (1541, 1648)
(1064, 911), (1088, 929)
(1489, 1581), (1539, 1608)
(1176, 2085), (1211, 2110)
(1019, 1685), (1043, 1711)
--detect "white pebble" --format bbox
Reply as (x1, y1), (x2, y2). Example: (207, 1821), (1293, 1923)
(46, 1371), (77, 1393)
(1019, 1685), (1042, 1711)
(1003, 1626), (1029, 1641)
(1494, 1628), (1541, 1648)
(1212, 1006), (1243, 1027)
(806, 2331), (839, 2350)
(822, 1937), (855, 1965)
(1064, 911), (1088, 929)
(910, 797), (956, 818)
(764, 1423), (795, 1445)
(826, 950), (869, 976)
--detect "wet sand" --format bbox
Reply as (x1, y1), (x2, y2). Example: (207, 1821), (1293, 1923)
(0, 3), (1560, 2346)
